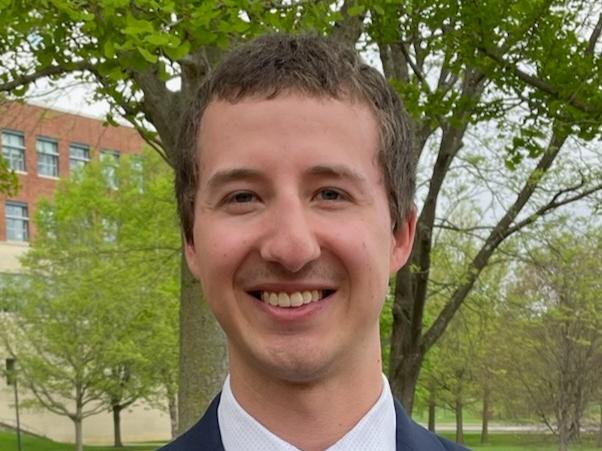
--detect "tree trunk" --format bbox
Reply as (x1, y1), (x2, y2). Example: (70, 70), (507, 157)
(389, 265), (424, 413)
(177, 250), (228, 435)
(428, 390), (436, 432)
(481, 385), (490, 444)
(112, 404), (123, 447)
(455, 398), (464, 444)
(597, 401), (602, 448)
(74, 417), (83, 451)
(558, 414), (569, 451)
(168, 389), (178, 438)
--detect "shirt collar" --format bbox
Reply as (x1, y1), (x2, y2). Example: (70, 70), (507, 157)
(218, 374), (396, 451)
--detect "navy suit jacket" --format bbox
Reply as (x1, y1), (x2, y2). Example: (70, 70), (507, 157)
(160, 394), (469, 450)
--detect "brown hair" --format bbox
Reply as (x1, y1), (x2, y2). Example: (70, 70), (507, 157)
(175, 33), (415, 243)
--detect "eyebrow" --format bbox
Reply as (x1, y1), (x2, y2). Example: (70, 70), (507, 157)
(204, 164), (370, 191)
(305, 165), (370, 189)
(205, 168), (264, 191)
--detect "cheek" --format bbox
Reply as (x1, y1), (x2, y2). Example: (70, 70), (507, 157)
(194, 222), (252, 283)
(332, 224), (392, 293)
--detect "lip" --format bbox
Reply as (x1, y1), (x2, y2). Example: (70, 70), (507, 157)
(244, 282), (338, 293)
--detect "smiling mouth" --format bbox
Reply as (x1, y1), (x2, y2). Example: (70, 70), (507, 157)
(249, 290), (334, 308)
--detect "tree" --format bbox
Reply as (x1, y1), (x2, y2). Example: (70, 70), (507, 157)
(503, 225), (602, 451)
(0, 152), (180, 450)
(0, 155), (19, 195)
(0, 96), (21, 196)
(375, 0), (602, 411)
(416, 219), (486, 444)
(1, 1), (601, 426)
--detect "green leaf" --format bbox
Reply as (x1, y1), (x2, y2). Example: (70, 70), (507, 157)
(163, 41), (190, 61)
(348, 4), (365, 17)
(137, 46), (158, 64)
(145, 33), (171, 46)
(103, 40), (116, 58)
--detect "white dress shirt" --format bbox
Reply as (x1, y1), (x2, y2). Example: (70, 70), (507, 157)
(218, 374), (396, 450)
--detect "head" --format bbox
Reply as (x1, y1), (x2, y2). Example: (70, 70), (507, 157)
(176, 33), (417, 388)
(175, 33), (415, 244)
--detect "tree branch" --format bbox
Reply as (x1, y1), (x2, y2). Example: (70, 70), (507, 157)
(0, 64), (82, 92)
(477, 46), (597, 115)
(422, 127), (569, 351)
(330, 0), (365, 47)
(586, 13), (602, 56)
(133, 69), (180, 155)
(503, 182), (602, 238)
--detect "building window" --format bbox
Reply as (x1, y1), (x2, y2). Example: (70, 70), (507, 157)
(37, 137), (59, 177)
(102, 218), (118, 243)
(1, 130), (26, 172)
(130, 155), (144, 192)
(5, 201), (29, 241)
(69, 143), (90, 173)
(101, 149), (120, 189)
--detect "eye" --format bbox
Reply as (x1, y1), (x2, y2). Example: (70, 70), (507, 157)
(316, 188), (347, 201)
(227, 191), (257, 203)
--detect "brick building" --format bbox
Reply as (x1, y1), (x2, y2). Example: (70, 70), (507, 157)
(0, 101), (144, 244)
(0, 101), (171, 443)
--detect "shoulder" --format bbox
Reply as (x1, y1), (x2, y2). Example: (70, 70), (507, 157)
(158, 394), (224, 451)
(394, 399), (470, 451)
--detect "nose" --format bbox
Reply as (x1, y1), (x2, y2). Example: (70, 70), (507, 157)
(260, 199), (321, 272)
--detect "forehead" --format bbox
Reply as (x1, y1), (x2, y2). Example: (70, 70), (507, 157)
(197, 93), (380, 173)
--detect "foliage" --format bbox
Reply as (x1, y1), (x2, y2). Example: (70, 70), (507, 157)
(416, 210), (512, 442)
(501, 225), (602, 450)
(0, 151), (180, 450)
(0, 155), (19, 195)
(379, 0), (602, 410)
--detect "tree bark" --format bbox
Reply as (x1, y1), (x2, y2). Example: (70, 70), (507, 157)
(481, 385), (490, 444)
(597, 400), (602, 447)
(112, 404), (123, 448)
(74, 417), (83, 451)
(389, 264), (424, 412)
(455, 397), (464, 445)
(428, 393), (436, 432)
(558, 406), (569, 451)
(168, 389), (178, 438)
(177, 250), (227, 434)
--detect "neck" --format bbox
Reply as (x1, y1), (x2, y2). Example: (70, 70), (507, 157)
(228, 339), (384, 450)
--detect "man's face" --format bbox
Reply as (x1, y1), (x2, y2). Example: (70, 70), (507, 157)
(185, 93), (415, 384)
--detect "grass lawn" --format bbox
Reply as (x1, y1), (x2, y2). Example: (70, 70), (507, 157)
(0, 432), (162, 451)
(442, 431), (600, 450)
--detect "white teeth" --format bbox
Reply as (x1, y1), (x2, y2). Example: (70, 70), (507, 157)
(302, 291), (312, 304)
(290, 292), (303, 307)
(259, 290), (325, 308)
(278, 292), (291, 307)
(269, 293), (278, 306)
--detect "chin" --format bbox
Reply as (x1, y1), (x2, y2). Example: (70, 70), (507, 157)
(259, 349), (336, 385)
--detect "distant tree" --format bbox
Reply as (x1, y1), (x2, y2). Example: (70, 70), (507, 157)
(0, 156), (19, 195)
(503, 225), (602, 451)
(0, 152), (180, 450)
(417, 225), (482, 445)
(0, 95), (20, 195)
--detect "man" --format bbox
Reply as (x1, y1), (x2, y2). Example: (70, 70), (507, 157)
(164, 33), (468, 450)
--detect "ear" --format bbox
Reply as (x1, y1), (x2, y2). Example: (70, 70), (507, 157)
(184, 238), (202, 280)
(390, 207), (417, 273)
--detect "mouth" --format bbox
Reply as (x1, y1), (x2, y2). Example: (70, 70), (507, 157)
(248, 290), (335, 308)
